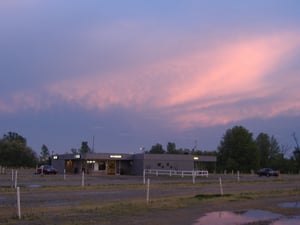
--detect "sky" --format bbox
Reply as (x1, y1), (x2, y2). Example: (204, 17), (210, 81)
(1, 1), (300, 156)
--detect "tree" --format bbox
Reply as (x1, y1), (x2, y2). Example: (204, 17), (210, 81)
(40, 144), (50, 164)
(269, 136), (282, 161)
(256, 133), (270, 168)
(70, 148), (79, 154)
(3, 131), (27, 145)
(217, 126), (259, 173)
(292, 132), (300, 170)
(256, 133), (282, 169)
(80, 141), (92, 154)
(0, 132), (37, 167)
(148, 143), (165, 154)
(167, 142), (177, 154)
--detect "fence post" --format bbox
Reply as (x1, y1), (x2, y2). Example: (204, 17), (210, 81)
(14, 170), (18, 189)
(192, 171), (196, 184)
(219, 177), (223, 196)
(17, 187), (21, 219)
(11, 169), (14, 188)
(237, 170), (240, 182)
(81, 171), (85, 187)
(146, 178), (150, 204)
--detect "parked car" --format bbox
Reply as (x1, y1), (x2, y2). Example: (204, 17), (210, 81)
(37, 165), (58, 174)
(256, 168), (279, 177)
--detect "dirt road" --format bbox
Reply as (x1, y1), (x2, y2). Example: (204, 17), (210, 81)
(0, 171), (299, 225)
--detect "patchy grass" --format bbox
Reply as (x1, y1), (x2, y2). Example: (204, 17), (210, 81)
(1, 174), (300, 225)
(194, 193), (232, 199)
(0, 197), (195, 225)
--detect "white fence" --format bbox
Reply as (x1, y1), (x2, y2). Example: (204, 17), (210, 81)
(143, 169), (208, 178)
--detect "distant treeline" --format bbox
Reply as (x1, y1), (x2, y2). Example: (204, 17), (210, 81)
(1, 127), (300, 173)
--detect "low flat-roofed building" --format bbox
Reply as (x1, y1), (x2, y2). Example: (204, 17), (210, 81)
(52, 152), (216, 176)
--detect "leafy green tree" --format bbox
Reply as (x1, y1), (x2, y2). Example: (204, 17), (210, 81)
(256, 133), (282, 169)
(192, 149), (218, 156)
(167, 142), (180, 154)
(256, 133), (270, 167)
(269, 136), (282, 165)
(217, 126), (259, 173)
(293, 149), (300, 169)
(3, 131), (27, 144)
(0, 132), (37, 167)
(292, 132), (300, 170)
(80, 141), (92, 153)
(148, 143), (165, 154)
(40, 144), (50, 164)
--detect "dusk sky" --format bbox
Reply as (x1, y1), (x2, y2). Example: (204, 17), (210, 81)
(1, 1), (300, 155)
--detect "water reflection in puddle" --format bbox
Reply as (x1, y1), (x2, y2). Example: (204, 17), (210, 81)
(278, 202), (300, 208)
(272, 216), (300, 225)
(193, 210), (281, 225)
(193, 210), (300, 225)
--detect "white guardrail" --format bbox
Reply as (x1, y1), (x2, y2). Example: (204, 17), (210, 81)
(143, 169), (208, 178)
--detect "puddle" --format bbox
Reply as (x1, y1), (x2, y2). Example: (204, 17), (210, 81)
(193, 209), (300, 225)
(193, 210), (281, 225)
(278, 202), (300, 208)
(271, 216), (300, 225)
(41, 202), (79, 207)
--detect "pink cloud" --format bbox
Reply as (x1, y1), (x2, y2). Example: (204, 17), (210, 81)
(47, 31), (300, 129)
(0, 101), (14, 114)
(0, 90), (54, 114)
(2, 31), (300, 131)
(160, 32), (300, 128)
(163, 33), (298, 104)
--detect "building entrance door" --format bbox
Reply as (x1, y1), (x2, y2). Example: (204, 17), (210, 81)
(66, 160), (73, 173)
(107, 160), (116, 175)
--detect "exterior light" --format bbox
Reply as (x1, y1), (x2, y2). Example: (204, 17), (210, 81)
(53, 155), (58, 160)
(110, 155), (122, 159)
(74, 154), (81, 159)
(193, 156), (199, 160)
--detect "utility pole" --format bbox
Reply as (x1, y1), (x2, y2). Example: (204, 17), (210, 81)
(92, 136), (95, 152)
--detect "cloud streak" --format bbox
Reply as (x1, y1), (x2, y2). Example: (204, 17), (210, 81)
(49, 31), (300, 126)
(1, 30), (300, 132)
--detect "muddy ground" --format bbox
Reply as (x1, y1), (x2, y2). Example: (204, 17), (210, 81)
(0, 170), (300, 225)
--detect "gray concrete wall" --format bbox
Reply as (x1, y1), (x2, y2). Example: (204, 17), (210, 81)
(131, 154), (144, 175)
(143, 154), (194, 171)
(52, 159), (65, 174)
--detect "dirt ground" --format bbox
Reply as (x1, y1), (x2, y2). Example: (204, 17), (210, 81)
(0, 170), (300, 225)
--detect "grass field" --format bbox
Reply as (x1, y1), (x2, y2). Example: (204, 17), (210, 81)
(0, 169), (300, 225)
